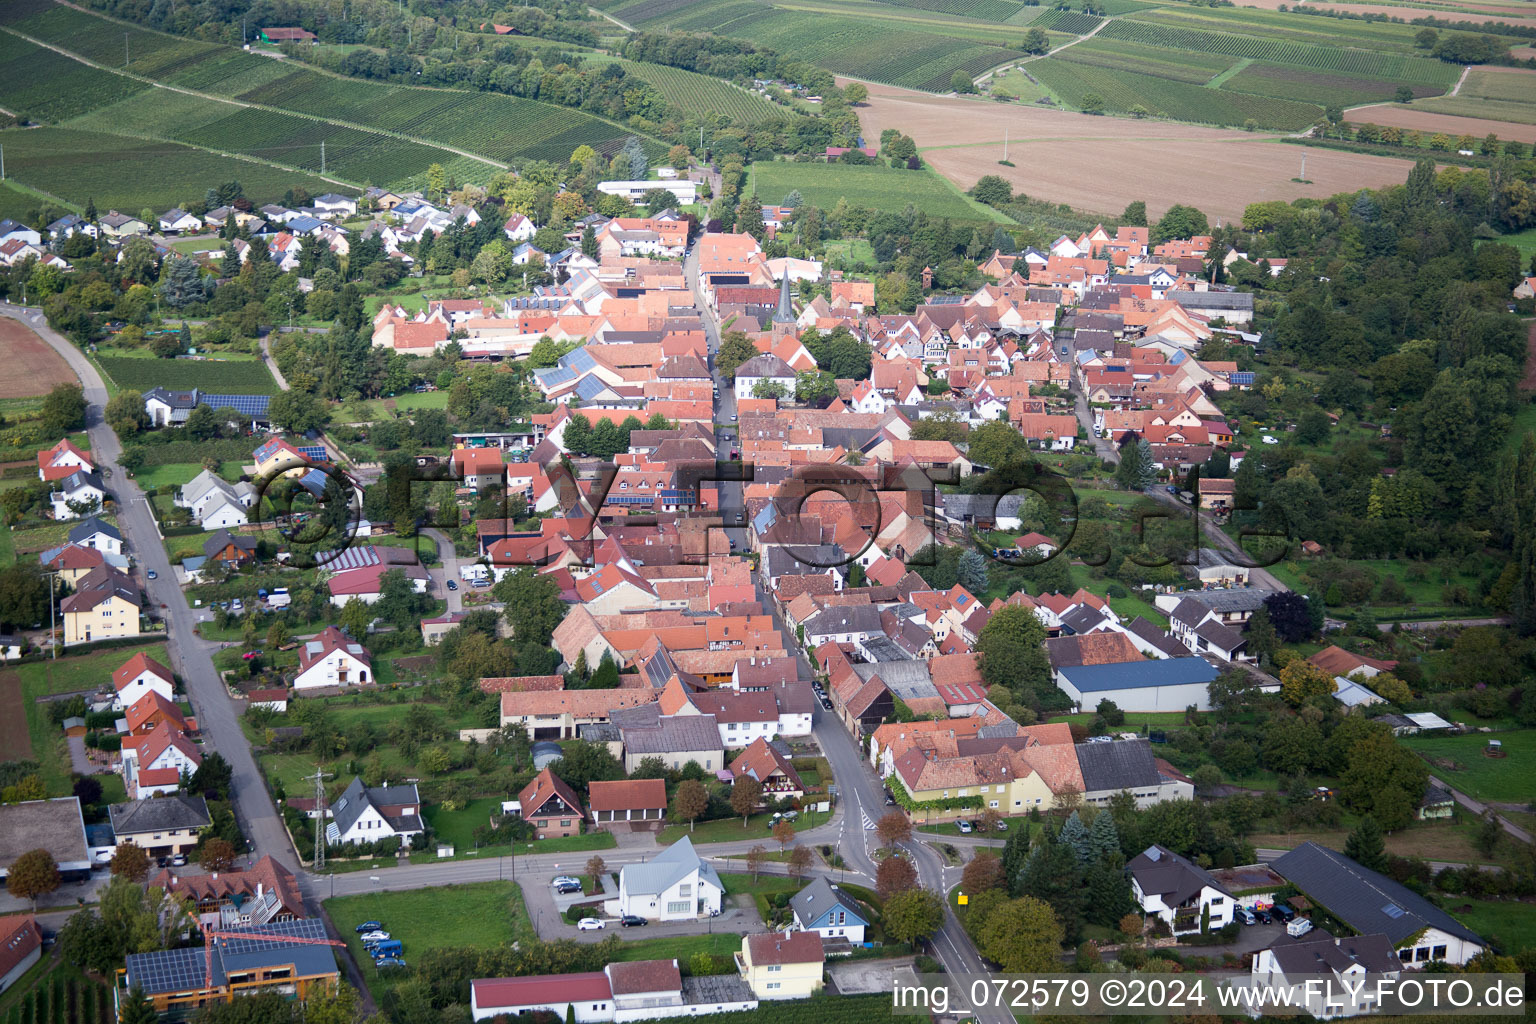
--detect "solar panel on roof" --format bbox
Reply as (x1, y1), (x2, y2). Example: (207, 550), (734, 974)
(298, 445), (327, 460)
(201, 393), (271, 417)
(1230, 372), (1256, 385)
(1382, 904), (1405, 918)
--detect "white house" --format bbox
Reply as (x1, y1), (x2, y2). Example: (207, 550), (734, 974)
(614, 836), (723, 922)
(112, 652), (176, 709)
(157, 209), (203, 234)
(733, 353), (796, 401)
(313, 193), (357, 218)
(1272, 842), (1486, 967)
(67, 517), (122, 556)
(1056, 657), (1219, 713)
(502, 213), (536, 242)
(1250, 933), (1403, 1019)
(49, 470), (106, 521)
(292, 626), (372, 690)
(1128, 844), (1234, 937)
(325, 777), (423, 847)
(596, 180), (698, 205)
(789, 877), (869, 943)
(176, 469), (256, 530)
(121, 722), (201, 797)
(470, 959), (756, 1023)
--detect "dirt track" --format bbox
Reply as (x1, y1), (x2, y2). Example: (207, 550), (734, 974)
(0, 318), (76, 399)
(0, 672), (33, 762)
(849, 80), (1424, 220)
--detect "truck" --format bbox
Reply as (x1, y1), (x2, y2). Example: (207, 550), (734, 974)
(267, 588), (291, 609)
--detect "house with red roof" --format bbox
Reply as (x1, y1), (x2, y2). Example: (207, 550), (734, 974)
(728, 738), (803, 803)
(122, 721), (201, 797)
(123, 691), (189, 737)
(587, 778), (668, 827)
(515, 768), (584, 838)
(112, 652), (175, 710)
(37, 438), (93, 482)
(0, 914), (41, 994)
(293, 627), (372, 690)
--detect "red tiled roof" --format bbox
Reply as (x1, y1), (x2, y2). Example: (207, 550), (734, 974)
(0, 915), (40, 981)
(746, 929), (824, 965)
(113, 652), (174, 693)
(587, 778), (667, 813)
(472, 973), (611, 1012)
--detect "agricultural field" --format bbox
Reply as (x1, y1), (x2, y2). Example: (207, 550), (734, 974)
(1055, 37), (1238, 84)
(1349, 104), (1536, 144)
(1415, 67), (1536, 127)
(849, 79), (1425, 220)
(750, 160), (1012, 222)
(877, 0), (1038, 20)
(2, 1), (666, 173)
(589, 55), (790, 122)
(0, 30), (148, 123)
(95, 353), (281, 394)
(1029, 59), (1326, 129)
(1220, 62), (1445, 106)
(604, 0), (1027, 91)
(1032, 8), (1104, 33)
(0, 320), (76, 399)
(0, 126), (341, 210)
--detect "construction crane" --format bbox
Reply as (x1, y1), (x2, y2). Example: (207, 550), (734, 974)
(186, 907), (345, 991)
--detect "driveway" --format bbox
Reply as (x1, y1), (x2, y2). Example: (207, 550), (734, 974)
(421, 528), (463, 614)
(1, 302), (297, 871)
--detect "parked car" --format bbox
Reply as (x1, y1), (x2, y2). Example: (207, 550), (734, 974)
(446, 580), (458, 591)
(146, 569), (157, 580)
(577, 918), (605, 931)
(170, 854), (187, 866)
(555, 882), (582, 895)
(956, 820), (973, 833)
(1287, 918), (1313, 937)
(995, 819), (1008, 831)
(1271, 904), (1295, 923)
(355, 922), (383, 933)
(1237, 908), (1256, 926)
(620, 915), (647, 928)
(1255, 909), (1272, 924)
(552, 876), (580, 887)
(360, 930), (390, 943)
(783, 810), (798, 821)
(820, 698), (833, 710)
(883, 791), (895, 806)
(374, 958), (407, 969)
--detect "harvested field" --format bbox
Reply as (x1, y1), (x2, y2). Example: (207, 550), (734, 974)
(0, 319), (76, 398)
(1347, 103), (1536, 143)
(0, 671), (32, 761)
(851, 79), (1423, 219)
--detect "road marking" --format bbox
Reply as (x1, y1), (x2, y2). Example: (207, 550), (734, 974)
(861, 811), (878, 830)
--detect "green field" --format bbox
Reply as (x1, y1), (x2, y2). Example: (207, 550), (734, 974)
(324, 881), (534, 991)
(0, 0), (667, 180)
(751, 161), (1012, 222)
(10, 642), (169, 795)
(95, 353), (280, 395)
(1031, 58), (1327, 129)
(604, 0), (1026, 92)
(0, 126), (341, 211)
(1449, 898), (1536, 955)
(1401, 730), (1536, 803)
(592, 54), (789, 122)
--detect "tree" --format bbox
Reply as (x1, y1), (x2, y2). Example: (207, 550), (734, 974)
(715, 331), (760, 380)
(968, 420), (1027, 468)
(876, 810), (913, 849)
(110, 842), (150, 882)
(877, 855), (919, 897)
(745, 844), (767, 881)
(1339, 732), (1427, 831)
(106, 390), (149, 436)
(787, 844), (813, 879)
(951, 69), (976, 93)
(956, 549), (989, 594)
(976, 605), (1051, 706)
(970, 175), (1013, 207)
(470, 241), (512, 284)
(884, 887), (945, 945)
(1243, 605), (1279, 663)
(117, 989), (158, 1024)
(1396, 85), (1414, 103)
(1080, 93), (1105, 114)
(673, 779), (709, 831)
(160, 257), (208, 308)
(961, 851), (1005, 893)
(845, 82), (868, 104)
(1153, 203), (1209, 244)
(1265, 592), (1316, 643)
(795, 371), (837, 406)
(493, 567), (564, 646)
(1344, 817), (1387, 872)
(1279, 659), (1335, 707)
(1476, 814), (1501, 858)
(978, 896), (1064, 972)
(730, 776), (763, 824)
(199, 838), (237, 873)
(7, 848), (59, 908)
(265, 389), (329, 434)
(1021, 26), (1049, 52)
(41, 384), (86, 437)
(1115, 437), (1157, 490)
(772, 818), (797, 852)
(586, 855), (607, 881)
(1016, 836), (1085, 941)
(1122, 200), (1147, 227)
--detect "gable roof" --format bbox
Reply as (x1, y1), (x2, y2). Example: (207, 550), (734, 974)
(0, 914), (41, 981)
(109, 793), (211, 835)
(517, 768), (583, 820)
(1075, 738), (1164, 792)
(728, 737), (803, 790)
(113, 652), (175, 693)
(1128, 843), (1232, 908)
(67, 517), (119, 544)
(745, 929), (824, 965)
(587, 778), (667, 812)
(1273, 842), (1482, 946)
(623, 836), (722, 897)
(1058, 657), (1218, 693)
(790, 876), (868, 928)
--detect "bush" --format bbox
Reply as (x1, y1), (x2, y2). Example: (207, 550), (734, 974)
(914, 955), (944, 974)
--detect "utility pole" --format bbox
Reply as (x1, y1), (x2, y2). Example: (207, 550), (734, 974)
(321, 140), (326, 175)
(125, 32), (130, 67)
(1, 144), (5, 181)
(1003, 127), (1008, 163)
(304, 768), (333, 869)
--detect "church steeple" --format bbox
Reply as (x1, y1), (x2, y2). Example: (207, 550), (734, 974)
(772, 271), (793, 324)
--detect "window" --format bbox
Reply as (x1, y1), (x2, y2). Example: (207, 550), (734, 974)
(1416, 948), (1430, 962)
(766, 983), (780, 991)
(1431, 946), (1446, 960)
(836, 911), (845, 925)
(767, 965), (781, 973)
(666, 901), (691, 914)
(680, 883), (693, 897)
(1209, 898), (1224, 906)
(989, 800), (999, 809)
(561, 820), (571, 827)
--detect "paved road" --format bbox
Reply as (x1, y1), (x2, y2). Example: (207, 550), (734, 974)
(1426, 776), (1533, 845)
(681, 249), (1010, 1023)
(259, 333), (291, 390)
(421, 527), (464, 614)
(1, 301), (298, 873)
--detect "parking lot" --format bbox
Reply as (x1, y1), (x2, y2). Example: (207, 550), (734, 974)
(521, 873), (766, 943)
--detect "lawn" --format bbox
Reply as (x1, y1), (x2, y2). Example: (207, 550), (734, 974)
(1496, 226), (1536, 260)
(750, 160), (1013, 224)
(1448, 897), (1536, 955)
(338, 391), (451, 423)
(657, 806), (832, 845)
(128, 462), (213, 491)
(324, 881), (533, 991)
(1048, 710), (1193, 729)
(1247, 818), (1508, 869)
(12, 642), (168, 795)
(820, 238), (876, 268)
(414, 798), (615, 860)
(1401, 729), (1536, 803)
(94, 353), (281, 395)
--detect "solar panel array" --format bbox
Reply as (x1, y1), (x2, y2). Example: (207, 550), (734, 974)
(202, 393), (272, 418)
(126, 946), (210, 995)
(1229, 372), (1256, 386)
(298, 445), (328, 461)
